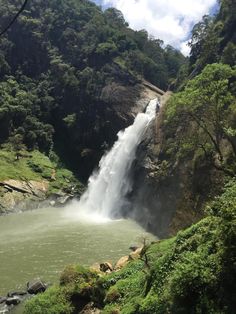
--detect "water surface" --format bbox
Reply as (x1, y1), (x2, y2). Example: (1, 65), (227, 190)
(0, 206), (155, 295)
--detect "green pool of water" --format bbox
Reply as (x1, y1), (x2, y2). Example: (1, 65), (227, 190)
(0, 205), (155, 296)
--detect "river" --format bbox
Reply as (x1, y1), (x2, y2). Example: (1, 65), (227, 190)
(0, 206), (156, 296)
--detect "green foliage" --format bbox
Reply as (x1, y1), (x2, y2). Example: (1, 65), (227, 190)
(164, 63), (236, 174)
(105, 287), (121, 303)
(0, 77), (54, 153)
(60, 265), (98, 287)
(63, 114), (77, 128)
(0, 148), (82, 194)
(0, 149), (47, 181)
(188, 0), (236, 74)
(206, 178), (236, 220)
(24, 286), (73, 314)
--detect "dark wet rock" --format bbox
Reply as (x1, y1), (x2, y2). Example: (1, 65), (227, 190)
(57, 194), (73, 205)
(27, 280), (47, 294)
(100, 262), (113, 273)
(7, 291), (27, 297)
(0, 304), (8, 314)
(129, 244), (139, 251)
(47, 191), (75, 207)
(5, 296), (21, 306)
(0, 297), (6, 304)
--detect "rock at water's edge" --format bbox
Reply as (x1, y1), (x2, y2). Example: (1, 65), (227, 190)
(5, 296), (21, 306)
(27, 280), (47, 294)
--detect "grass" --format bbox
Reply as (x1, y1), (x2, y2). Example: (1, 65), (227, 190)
(0, 149), (83, 194)
(0, 150), (43, 181)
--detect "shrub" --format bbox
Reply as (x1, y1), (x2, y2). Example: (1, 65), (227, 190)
(24, 286), (73, 314)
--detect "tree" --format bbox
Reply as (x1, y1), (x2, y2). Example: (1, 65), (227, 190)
(165, 63), (236, 175)
(0, 0), (29, 36)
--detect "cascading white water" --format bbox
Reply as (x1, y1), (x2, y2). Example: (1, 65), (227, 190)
(78, 98), (159, 219)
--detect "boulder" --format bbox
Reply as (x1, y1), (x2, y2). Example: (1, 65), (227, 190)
(129, 244), (139, 252)
(57, 194), (73, 205)
(27, 280), (47, 294)
(5, 296), (21, 306)
(0, 304), (8, 314)
(129, 247), (143, 260)
(100, 262), (113, 273)
(1, 179), (48, 196)
(114, 256), (129, 270)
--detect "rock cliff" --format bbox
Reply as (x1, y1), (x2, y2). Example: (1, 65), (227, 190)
(126, 92), (224, 237)
(0, 180), (49, 213)
(75, 79), (165, 180)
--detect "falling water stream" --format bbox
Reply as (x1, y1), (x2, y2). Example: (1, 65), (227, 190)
(78, 98), (158, 218)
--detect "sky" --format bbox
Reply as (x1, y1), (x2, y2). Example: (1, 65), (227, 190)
(92, 0), (219, 56)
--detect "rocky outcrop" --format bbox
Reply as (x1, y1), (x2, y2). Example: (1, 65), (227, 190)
(0, 280), (47, 313)
(100, 81), (164, 118)
(77, 79), (164, 180)
(99, 262), (113, 273)
(124, 92), (223, 237)
(114, 256), (129, 270)
(27, 280), (47, 294)
(0, 180), (49, 214)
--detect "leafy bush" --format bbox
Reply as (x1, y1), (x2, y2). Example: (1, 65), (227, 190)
(24, 286), (73, 314)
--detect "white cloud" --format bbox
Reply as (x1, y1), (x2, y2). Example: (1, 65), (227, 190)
(101, 0), (217, 55)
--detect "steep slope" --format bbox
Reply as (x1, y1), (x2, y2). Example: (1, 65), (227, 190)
(128, 63), (236, 237)
(0, 0), (185, 181)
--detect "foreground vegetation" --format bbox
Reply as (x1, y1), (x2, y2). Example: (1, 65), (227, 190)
(24, 178), (236, 314)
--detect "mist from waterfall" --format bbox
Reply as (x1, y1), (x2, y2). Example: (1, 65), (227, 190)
(76, 98), (159, 221)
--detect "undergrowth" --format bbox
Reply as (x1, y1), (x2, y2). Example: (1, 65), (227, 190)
(24, 179), (236, 314)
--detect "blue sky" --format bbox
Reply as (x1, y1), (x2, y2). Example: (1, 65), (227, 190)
(91, 0), (219, 55)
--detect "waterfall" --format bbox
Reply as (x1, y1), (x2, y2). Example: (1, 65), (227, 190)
(78, 98), (159, 220)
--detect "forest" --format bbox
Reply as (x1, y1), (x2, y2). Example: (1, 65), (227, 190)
(0, 0), (185, 179)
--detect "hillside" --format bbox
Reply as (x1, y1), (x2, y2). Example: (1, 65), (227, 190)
(0, 0), (185, 181)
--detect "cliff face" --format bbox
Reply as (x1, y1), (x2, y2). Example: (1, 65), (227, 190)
(75, 79), (164, 180)
(125, 93), (224, 238)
